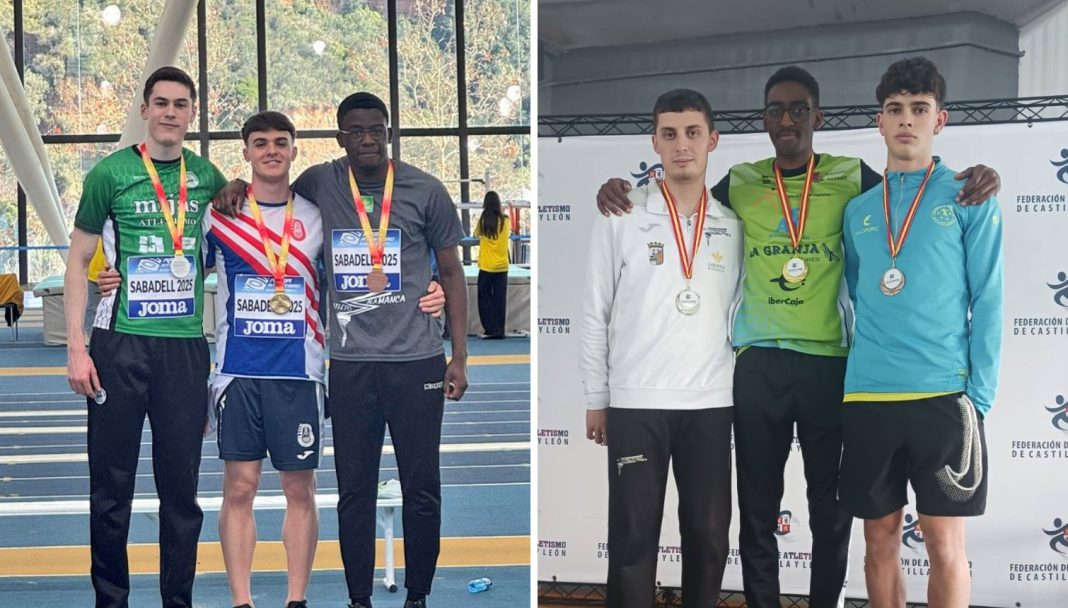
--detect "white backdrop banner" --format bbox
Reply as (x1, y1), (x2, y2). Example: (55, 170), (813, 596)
(537, 121), (1068, 606)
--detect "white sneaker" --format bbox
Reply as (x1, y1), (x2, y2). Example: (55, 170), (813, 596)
(378, 478), (402, 499)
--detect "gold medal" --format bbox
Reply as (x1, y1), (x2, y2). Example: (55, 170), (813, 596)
(782, 257), (808, 283)
(269, 292), (293, 314)
(367, 268), (389, 292)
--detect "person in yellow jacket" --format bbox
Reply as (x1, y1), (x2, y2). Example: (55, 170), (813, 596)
(83, 241), (108, 338)
(473, 191), (510, 339)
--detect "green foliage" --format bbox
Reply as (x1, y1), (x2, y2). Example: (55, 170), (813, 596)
(0, 0), (530, 282)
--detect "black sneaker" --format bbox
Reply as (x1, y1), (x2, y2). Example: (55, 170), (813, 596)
(286, 602), (308, 608)
(403, 599), (427, 608)
(347, 603), (370, 608)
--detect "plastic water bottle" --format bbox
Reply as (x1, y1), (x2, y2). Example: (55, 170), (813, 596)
(467, 577), (492, 593)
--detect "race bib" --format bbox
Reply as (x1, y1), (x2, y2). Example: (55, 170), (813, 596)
(232, 274), (306, 339)
(126, 256), (196, 319)
(331, 228), (402, 292)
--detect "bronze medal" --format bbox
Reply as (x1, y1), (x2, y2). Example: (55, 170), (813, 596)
(367, 268), (389, 292)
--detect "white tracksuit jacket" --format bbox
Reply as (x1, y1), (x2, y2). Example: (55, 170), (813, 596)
(580, 184), (743, 410)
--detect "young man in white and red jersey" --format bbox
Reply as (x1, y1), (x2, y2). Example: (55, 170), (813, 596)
(202, 111), (323, 608)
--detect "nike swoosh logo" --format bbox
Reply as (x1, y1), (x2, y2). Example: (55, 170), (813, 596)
(296, 450), (315, 460)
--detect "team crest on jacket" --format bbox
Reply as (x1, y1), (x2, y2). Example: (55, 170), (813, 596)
(648, 242), (664, 265)
(292, 219), (307, 241)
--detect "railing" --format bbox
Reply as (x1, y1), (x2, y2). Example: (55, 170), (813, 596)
(538, 95), (1068, 138)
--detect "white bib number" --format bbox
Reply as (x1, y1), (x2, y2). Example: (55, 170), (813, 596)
(126, 256), (196, 319)
(233, 274), (306, 339)
(331, 229), (402, 292)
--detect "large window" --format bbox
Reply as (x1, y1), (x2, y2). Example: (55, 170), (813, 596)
(0, 0), (530, 283)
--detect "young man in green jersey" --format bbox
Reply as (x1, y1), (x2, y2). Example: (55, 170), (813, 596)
(595, 67), (999, 608)
(65, 66), (228, 608)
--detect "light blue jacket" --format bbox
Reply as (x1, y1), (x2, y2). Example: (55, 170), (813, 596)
(842, 160), (1003, 416)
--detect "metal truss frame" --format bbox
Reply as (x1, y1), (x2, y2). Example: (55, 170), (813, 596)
(539, 96), (1068, 138)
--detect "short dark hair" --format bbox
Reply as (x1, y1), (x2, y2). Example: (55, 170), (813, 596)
(876, 56), (946, 107)
(337, 92), (389, 129)
(764, 66), (820, 107)
(241, 111), (297, 144)
(142, 66), (196, 104)
(652, 89), (715, 131)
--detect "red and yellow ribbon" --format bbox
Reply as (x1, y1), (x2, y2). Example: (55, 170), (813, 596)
(773, 154), (815, 250)
(659, 180), (707, 281)
(882, 160), (936, 260)
(139, 143), (187, 255)
(246, 185), (295, 294)
(348, 160), (394, 270)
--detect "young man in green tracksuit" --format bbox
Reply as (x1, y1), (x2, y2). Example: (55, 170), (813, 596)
(595, 67), (999, 607)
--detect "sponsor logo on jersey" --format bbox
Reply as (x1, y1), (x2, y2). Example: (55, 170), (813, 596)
(931, 204), (957, 226)
(648, 242), (664, 265)
(297, 423), (315, 448)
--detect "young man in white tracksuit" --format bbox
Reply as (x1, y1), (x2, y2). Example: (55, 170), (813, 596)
(581, 88), (743, 608)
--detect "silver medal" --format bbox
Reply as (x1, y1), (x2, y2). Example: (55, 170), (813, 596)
(675, 288), (701, 315)
(170, 255), (191, 278)
(880, 267), (905, 296)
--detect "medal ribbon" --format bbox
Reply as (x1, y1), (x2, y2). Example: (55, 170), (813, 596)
(882, 160), (936, 260)
(139, 143), (187, 255)
(246, 185), (295, 294)
(348, 160), (394, 269)
(772, 154), (816, 249)
(659, 180), (707, 282)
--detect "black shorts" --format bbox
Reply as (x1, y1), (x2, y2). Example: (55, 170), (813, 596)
(839, 392), (988, 519)
(212, 376), (324, 471)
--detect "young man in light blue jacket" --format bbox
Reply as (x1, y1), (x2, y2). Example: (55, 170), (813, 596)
(840, 57), (1003, 608)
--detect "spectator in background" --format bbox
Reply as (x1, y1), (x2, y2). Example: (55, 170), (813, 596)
(474, 191), (510, 339)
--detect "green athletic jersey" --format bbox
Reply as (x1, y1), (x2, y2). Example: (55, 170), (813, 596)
(74, 146), (227, 338)
(728, 154), (863, 357)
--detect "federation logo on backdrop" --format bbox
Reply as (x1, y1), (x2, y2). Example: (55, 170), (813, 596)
(1008, 518), (1068, 582)
(902, 513), (925, 549)
(538, 317), (571, 335)
(1012, 149), (1068, 213)
(775, 510), (793, 536)
(1053, 149), (1068, 185)
(1010, 273), (1068, 337)
(538, 428), (569, 446)
(630, 161), (664, 187)
(1008, 394), (1068, 460)
(1047, 395), (1068, 432)
(595, 540), (609, 560)
(659, 544), (681, 563)
(538, 539), (567, 558)
(539, 204), (572, 222)
(1051, 272), (1068, 308)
